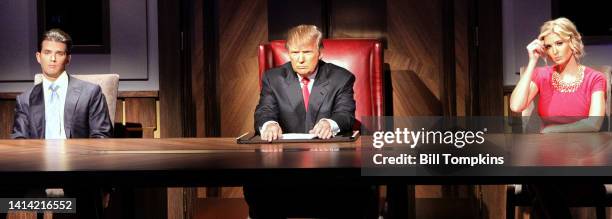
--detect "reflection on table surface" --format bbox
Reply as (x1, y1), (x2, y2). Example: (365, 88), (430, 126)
(0, 133), (609, 172)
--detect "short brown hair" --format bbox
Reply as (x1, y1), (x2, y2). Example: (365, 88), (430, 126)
(286, 25), (323, 49)
(39, 28), (73, 54)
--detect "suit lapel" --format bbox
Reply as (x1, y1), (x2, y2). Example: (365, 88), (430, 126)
(283, 65), (306, 119)
(64, 77), (82, 138)
(308, 61), (330, 122)
(29, 84), (45, 138)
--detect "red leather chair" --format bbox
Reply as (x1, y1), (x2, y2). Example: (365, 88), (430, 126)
(258, 39), (384, 130)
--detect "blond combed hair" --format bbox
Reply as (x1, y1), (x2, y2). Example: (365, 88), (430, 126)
(286, 25), (323, 49)
(538, 17), (585, 60)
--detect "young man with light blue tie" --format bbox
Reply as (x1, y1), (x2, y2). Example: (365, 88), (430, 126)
(11, 28), (112, 139)
(8, 28), (112, 219)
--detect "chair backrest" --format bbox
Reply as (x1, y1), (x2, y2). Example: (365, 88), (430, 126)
(258, 39), (384, 129)
(599, 66), (612, 117)
(35, 74), (120, 125)
(520, 66), (612, 131)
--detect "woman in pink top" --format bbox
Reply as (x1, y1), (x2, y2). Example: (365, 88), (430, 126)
(509, 18), (607, 219)
(510, 17), (607, 133)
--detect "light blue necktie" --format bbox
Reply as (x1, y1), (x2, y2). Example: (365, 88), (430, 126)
(45, 83), (62, 139)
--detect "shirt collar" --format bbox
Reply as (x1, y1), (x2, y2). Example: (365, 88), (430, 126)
(296, 66), (319, 82)
(42, 71), (69, 91)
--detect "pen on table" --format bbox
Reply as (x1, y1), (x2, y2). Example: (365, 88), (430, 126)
(236, 132), (249, 140)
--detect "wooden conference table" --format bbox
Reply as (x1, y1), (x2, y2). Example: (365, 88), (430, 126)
(0, 134), (609, 218)
(0, 133), (610, 187)
(0, 137), (366, 187)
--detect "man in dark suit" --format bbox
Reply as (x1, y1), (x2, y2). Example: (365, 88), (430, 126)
(255, 25), (355, 141)
(11, 29), (112, 139)
(8, 29), (111, 219)
(246, 25), (377, 219)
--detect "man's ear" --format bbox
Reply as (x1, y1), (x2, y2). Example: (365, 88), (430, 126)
(66, 54), (71, 65)
(35, 52), (41, 64)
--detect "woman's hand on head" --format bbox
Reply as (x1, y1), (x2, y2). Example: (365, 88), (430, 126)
(527, 39), (545, 62)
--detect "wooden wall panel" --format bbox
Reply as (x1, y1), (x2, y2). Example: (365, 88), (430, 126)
(474, 0), (504, 116)
(191, 0), (207, 138)
(218, 0), (268, 137)
(387, 0), (443, 116)
(441, 0), (457, 116)
(115, 100), (123, 124)
(390, 70), (442, 116)
(329, 0), (386, 39)
(455, 0), (469, 116)
(125, 98), (157, 138)
(478, 185), (506, 219)
(0, 100), (16, 139)
(328, 0), (444, 116)
(159, 0), (185, 138)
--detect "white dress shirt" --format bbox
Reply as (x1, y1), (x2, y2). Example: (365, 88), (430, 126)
(42, 71), (68, 139)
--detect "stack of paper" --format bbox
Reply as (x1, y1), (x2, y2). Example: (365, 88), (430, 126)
(281, 133), (317, 140)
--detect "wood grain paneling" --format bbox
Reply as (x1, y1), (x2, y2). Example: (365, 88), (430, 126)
(455, 0), (469, 116)
(118, 91), (159, 98)
(0, 94), (18, 139)
(201, 1), (222, 138)
(191, 0), (206, 138)
(0, 93), (20, 99)
(478, 185), (506, 219)
(125, 98), (157, 138)
(0, 100), (16, 139)
(328, 0), (445, 116)
(387, 0), (443, 116)
(473, 0), (504, 116)
(441, 0), (457, 116)
(115, 100), (123, 124)
(215, 0), (268, 203)
(391, 70), (442, 116)
(218, 0), (268, 137)
(159, 0), (186, 138)
(329, 0), (386, 39)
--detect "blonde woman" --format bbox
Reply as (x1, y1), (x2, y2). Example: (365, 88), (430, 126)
(510, 17), (607, 133)
(510, 18), (608, 219)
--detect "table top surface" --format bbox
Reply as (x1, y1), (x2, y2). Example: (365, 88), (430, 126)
(0, 137), (363, 171)
(0, 133), (609, 185)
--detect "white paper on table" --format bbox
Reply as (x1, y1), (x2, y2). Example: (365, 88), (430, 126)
(281, 133), (317, 140)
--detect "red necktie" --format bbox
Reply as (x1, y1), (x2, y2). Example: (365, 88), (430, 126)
(301, 77), (310, 112)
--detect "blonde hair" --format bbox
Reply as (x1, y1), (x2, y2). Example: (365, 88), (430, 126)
(538, 17), (585, 60)
(286, 25), (323, 49)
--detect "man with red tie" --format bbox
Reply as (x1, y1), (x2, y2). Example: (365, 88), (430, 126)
(254, 24), (356, 141)
(246, 25), (377, 219)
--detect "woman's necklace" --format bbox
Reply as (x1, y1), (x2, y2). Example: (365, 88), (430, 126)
(551, 65), (585, 93)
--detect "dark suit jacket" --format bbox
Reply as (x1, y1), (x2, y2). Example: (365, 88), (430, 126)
(255, 60), (356, 134)
(11, 76), (113, 139)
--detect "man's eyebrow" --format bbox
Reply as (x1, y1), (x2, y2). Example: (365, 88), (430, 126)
(43, 49), (65, 53)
